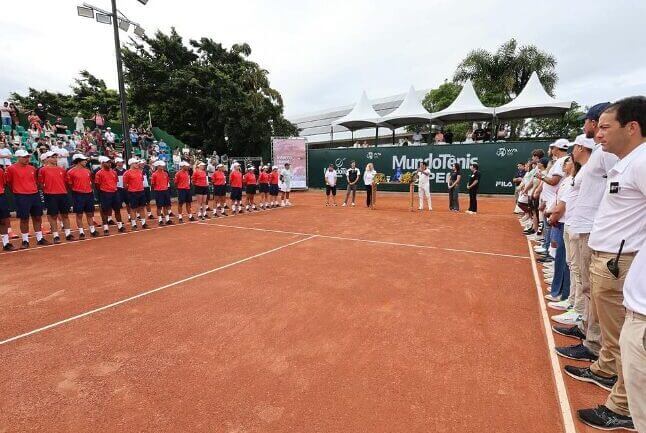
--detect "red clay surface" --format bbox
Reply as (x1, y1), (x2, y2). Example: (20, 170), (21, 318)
(0, 191), (602, 432)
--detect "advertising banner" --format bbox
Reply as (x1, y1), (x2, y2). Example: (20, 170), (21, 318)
(307, 141), (549, 195)
(272, 137), (308, 189)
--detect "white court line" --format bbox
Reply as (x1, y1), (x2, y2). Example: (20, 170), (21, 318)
(199, 222), (530, 260)
(526, 237), (577, 433)
(0, 205), (289, 257)
(0, 235), (316, 347)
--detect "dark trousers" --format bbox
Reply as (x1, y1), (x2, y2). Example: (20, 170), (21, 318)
(366, 184), (373, 207)
(468, 188), (478, 212)
(449, 187), (459, 210)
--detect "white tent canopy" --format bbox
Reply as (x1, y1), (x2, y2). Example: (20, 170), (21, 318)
(495, 72), (572, 120)
(332, 91), (382, 131)
(380, 85), (431, 128)
(430, 80), (494, 123)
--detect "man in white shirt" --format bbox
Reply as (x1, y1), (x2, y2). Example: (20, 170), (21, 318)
(1, 102), (11, 126)
(104, 127), (116, 145)
(416, 161), (432, 211)
(0, 144), (12, 167)
(324, 164), (338, 206)
(572, 96), (646, 432)
(280, 163), (293, 206)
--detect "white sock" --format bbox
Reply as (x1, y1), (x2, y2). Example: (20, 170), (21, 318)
(108, 216), (113, 222)
(131, 220), (137, 228)
(179, 215), (183, 220)
(140, 218), (146, 225)
(165, 215), (170, 222)
(158, 216), (163, 222)
(22, 233), (29, 242)
(79, 228), (85, 235)
(52, 231), (59, 238)
(117, 222), (123, 229)
(64, 228), (71, 236)
(89, 225), (96, 233)
(36, 231), (43, 241)
(188, 214), (193, 218)
(1, 234), (8, 245)
(147, 212), (153, 217)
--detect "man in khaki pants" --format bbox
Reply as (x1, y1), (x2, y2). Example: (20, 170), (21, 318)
(620, 250), (646, 433)
(569, 97), (646, 431)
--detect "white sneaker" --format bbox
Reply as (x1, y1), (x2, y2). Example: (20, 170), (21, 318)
(342, 203), (346, 207)
(544, 294), (560, 302)
(534, 246), (547, 253)
(551, 310), (583, 325)
(351, 203), (355, 207)
(547, 300), (571, 311)
(286, 200), (292, 206)
(544, 278), (552, 284)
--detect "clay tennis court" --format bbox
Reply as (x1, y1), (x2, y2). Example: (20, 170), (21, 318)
(0, 192), (601, 432)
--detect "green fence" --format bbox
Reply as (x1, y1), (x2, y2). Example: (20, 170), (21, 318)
(307, 141), (549, 195)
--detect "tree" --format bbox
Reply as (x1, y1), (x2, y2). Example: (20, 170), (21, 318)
(122, 28), (297, 157)
(524, 103), (585, 140)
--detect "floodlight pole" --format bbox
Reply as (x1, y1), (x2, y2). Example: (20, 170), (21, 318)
(110, 0), (131, 162)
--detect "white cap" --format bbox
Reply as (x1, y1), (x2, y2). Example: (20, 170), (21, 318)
(106, 127), (111, 130)
(128, 157), (140, 165)
(114, 157), (124, 163)
(40, 151), (54, 161)
(549, 138), (570, 150)
(197, 161), (206, 166)
(15, 149), (30, 157)
(0, 148), (11, 156)
(232, 162), (240, 168)
(216, 163), (224, 168)
(272, 165), (278, 170)
(573, 134), (596, 150)
(98, 156), (111, 163)
(72, 153), (88, 160)
(153, 160), (166, 167)
(247, 165), (255, 170)
(56, 149), (69, 157)
(179, 161), (190, 167)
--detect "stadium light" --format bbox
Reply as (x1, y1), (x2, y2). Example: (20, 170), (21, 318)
(95, 12), (112, 24)
(77, 6), (94, 18)
(118, 19), (130, 31)
(133, 26), (145, 38)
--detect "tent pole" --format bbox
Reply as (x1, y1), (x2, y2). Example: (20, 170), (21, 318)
(392, 129), (395, 145)
(331, 125), (334, 146)
(375, 125), (379, 147)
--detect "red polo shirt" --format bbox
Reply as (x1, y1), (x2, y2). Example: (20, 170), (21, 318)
(269, 171), (280, 185)
(67, 167), (93, 193)
(38, 165), (69, 194)
(0, 167), (5, 194)
(191, 170), (208, 187)
(123, 169), (144, 192)
(212, 171), (226, 186)
(243, 172), (257, 185)
(151, 170), (170, 191)
(229, 170), (243, 188)
(174, 170), (190, 190)
(6, 163), (38, 194)
(94, 168), (118, 193)
(258, 172), (269, 184)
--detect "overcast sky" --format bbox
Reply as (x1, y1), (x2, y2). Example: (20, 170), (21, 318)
(2, 0), (645, 119)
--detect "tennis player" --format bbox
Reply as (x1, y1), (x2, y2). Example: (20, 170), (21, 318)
(280, 162), (293, 206)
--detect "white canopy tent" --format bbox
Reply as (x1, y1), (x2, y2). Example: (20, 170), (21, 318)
(380, 86), (431, 128)
(430, 80), (494, 123)
(494, 72), (572, 120)
(332, 91), (382, 131)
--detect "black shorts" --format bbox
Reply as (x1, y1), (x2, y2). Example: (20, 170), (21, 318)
(246, 184), (256, 195)
(99, 191), (121, 212)
(213, 185), (227, 197)
(44, 193), (70, 216)
(118, 188), (128, 207)
(154, 190), (171, 207)
(178, 189), (192, 204)
(326, 185), (337, 196)
(194, 185), (209, 196)
(0, 194), (10, 219)
(258, 183), (269, 193)
(14, 193), (44, 219)
(128, 191), (147, 208)
(230, 186), (242, 201)
(72, 192), (95, 214)
(144, 187), (152, 204)
(269, 184), (279, 196)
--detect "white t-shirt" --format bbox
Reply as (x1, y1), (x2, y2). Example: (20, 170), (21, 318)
(541, 156), (566, 208)
(588, 142), (646, 254)
(0, 148), (12, 166)
(325, 169), (337, 186)
(557, 176), (574, 224)
(281, 169), (293, 187)
(363, 169), (376, 186)
(0, 106), (11, 118)
(73, 116), (84, 132)
(417, 168), (431, 189)
(105, 132), (115, 143)
(623, 249), (646, 315)
(569, 146), (619, 234)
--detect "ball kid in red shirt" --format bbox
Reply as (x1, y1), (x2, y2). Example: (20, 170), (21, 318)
(67, 154), (96, 238)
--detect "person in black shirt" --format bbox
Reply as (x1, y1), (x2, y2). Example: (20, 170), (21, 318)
(466, 163), (480, 214)
(447, 163), (461, 211)
(34, 103), (48, 126)
(54, 117), (67, 136)
(342, 161), (360, 207)
(444, 129), (454, 144)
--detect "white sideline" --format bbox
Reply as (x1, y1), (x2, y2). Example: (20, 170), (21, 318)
(0, 235), (316, 347)
(526, 238), (577, 433)
(199, 222), (530, 260)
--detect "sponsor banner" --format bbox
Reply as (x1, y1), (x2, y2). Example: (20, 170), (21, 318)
(307, 141), (549, 194)
(272, 137), (308, 189)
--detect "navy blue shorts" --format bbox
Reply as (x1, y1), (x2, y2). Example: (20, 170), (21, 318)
(0, 194), (10, 219)
(118, 188), (128, 207)
(99, 191), (121, 212)
(128, 191), (146, 208)
(44, 193), (70, 216)
(154, 190), (171, 207)
(258, 183), (269, 193)
(213, 185), (226, 197)
(178, 188), (192, 204)
(269, 184), (279, 196)
(246, 185), (256, 195)
(230, 187), (242, 201)
(72, 192), (95, 214)
(144, 187), (152, 204)
(14, 193), (43, 219)
(194, 185), (209, 196)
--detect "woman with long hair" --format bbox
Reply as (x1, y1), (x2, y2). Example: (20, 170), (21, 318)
(363, 163), (377, 208)
(448, 162), (461, 211)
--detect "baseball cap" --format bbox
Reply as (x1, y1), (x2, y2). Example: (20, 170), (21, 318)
(153, 160), (166, 167)
(272, 165), (278, 169)
(40, 151), (54, 161)
(98, 156), (111, 163)
(179, 161), (190, 167)
(579, 102), (611, 122)
(15, 149), (30, 157)
(197, 161), (206, 166)
(114, 157), (124, 163)
(549, 138), (570, 150)
(573, 134), (596, 150)
(72, 153), (88, 160)
(128, 157), (140, 165)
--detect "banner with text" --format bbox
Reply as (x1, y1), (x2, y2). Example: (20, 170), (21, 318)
(272, 137), (308, 189)
(307, 141), (549, 194)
